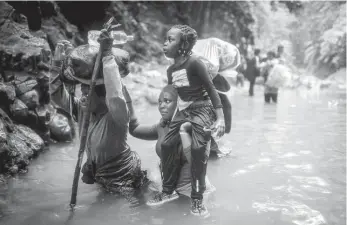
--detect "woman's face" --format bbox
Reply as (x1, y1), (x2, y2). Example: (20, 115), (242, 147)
(163, 28), (181, 59)
(158, 91), (177, 120)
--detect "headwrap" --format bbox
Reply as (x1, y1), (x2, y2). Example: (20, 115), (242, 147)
(160, 85), (178, 100)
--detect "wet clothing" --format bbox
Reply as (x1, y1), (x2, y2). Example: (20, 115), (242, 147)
(161, 101), (216, 200)
(264, 93), (278, 103)
(129, 118), (189, 193)
(49, 56), (147, 194)
(164, 56), (221, 200)
(129, 116), (215, 196)
(167, 55), (222, 110)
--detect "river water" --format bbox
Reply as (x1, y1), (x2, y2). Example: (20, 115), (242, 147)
(0, 86), (346, 225)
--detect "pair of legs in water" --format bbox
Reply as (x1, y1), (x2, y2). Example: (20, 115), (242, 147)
(264, 93), (278, 103)
(148, 109), (214, 217)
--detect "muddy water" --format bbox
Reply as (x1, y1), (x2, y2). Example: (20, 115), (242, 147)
(0, 86), (346, 225)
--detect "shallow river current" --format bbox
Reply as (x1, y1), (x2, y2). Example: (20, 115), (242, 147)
(1, 86), (346, 225)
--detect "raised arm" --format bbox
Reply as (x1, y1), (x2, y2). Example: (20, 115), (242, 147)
(192, 58), (222, 109)
(102, 55), (129, 125)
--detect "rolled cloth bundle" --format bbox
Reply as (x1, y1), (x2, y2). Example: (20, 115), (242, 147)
(67, 44), (130, 84)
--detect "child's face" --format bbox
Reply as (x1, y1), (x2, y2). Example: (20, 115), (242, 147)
(163, 28), (182, 59)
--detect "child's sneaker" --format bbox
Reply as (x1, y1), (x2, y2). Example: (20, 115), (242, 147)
(147, 191), (179, 206)
(191, 199), (209, 216)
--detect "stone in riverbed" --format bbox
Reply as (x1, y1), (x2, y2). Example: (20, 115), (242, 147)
(14, 79), (38, 96)
(7, 129), (33, 159)
(16, 124), (44, 156)
(10, 98), (29, 121)
(0, 119), (7, 155)
(0, 108), (14, 133)
(49, 110), (73, 142)
(18, 89), (39, 110)
(0, 82), (16, 105)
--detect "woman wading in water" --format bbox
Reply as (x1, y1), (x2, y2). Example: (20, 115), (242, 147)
(124, 85), (216, 198)
(49, 31), (148, 198)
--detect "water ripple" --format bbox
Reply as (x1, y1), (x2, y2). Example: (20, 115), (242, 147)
(252, 200), (327, 225)
(291, 176), (329, 187)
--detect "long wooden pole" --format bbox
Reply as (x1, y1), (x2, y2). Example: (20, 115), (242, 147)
(69, 17), (115, 210)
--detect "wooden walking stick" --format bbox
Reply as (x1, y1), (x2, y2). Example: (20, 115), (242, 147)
(69, 17), (118, 210)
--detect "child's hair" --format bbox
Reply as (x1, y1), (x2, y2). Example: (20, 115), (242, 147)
(171, 24), (198, 57)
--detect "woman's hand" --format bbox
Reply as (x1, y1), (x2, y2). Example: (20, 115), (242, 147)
(97, 29), (113, 57)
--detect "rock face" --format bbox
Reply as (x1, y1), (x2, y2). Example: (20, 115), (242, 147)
(0, 1), (168, 176)
(0, 1), (83, 176)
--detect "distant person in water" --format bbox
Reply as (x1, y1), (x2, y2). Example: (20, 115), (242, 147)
(263, 51), (279, 103)
(49, 34), (148, 198)
(246, 48), (261, 96)
(236, 55), (246, 87)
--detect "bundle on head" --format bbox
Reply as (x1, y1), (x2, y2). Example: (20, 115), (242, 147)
(172, 24), (198, 56)
(68, 44), (130, 80)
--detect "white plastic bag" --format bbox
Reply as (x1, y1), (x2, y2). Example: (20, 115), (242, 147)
(192, 38), (241, 79)
(266, 64), (291, 88)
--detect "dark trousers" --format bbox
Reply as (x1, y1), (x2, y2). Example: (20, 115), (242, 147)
(249, 78), (255, 96)
(264, 93), (278, 103)
(161, 103), (215, 200)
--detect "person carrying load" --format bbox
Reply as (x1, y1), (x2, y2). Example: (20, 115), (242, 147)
(49, 29), (148, 197)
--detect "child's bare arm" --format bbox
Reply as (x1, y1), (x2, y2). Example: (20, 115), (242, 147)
(192, 59), (223, 109)
(192, 58), (225, 137)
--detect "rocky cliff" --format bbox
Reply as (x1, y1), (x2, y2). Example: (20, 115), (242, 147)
(0, 1), (82, 176)
(0, 1), (166, 177)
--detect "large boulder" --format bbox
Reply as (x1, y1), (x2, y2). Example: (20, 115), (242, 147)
(9, 98), (29, 121)
(0, 108), (44, 174)
(0, 82), (15, 106)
